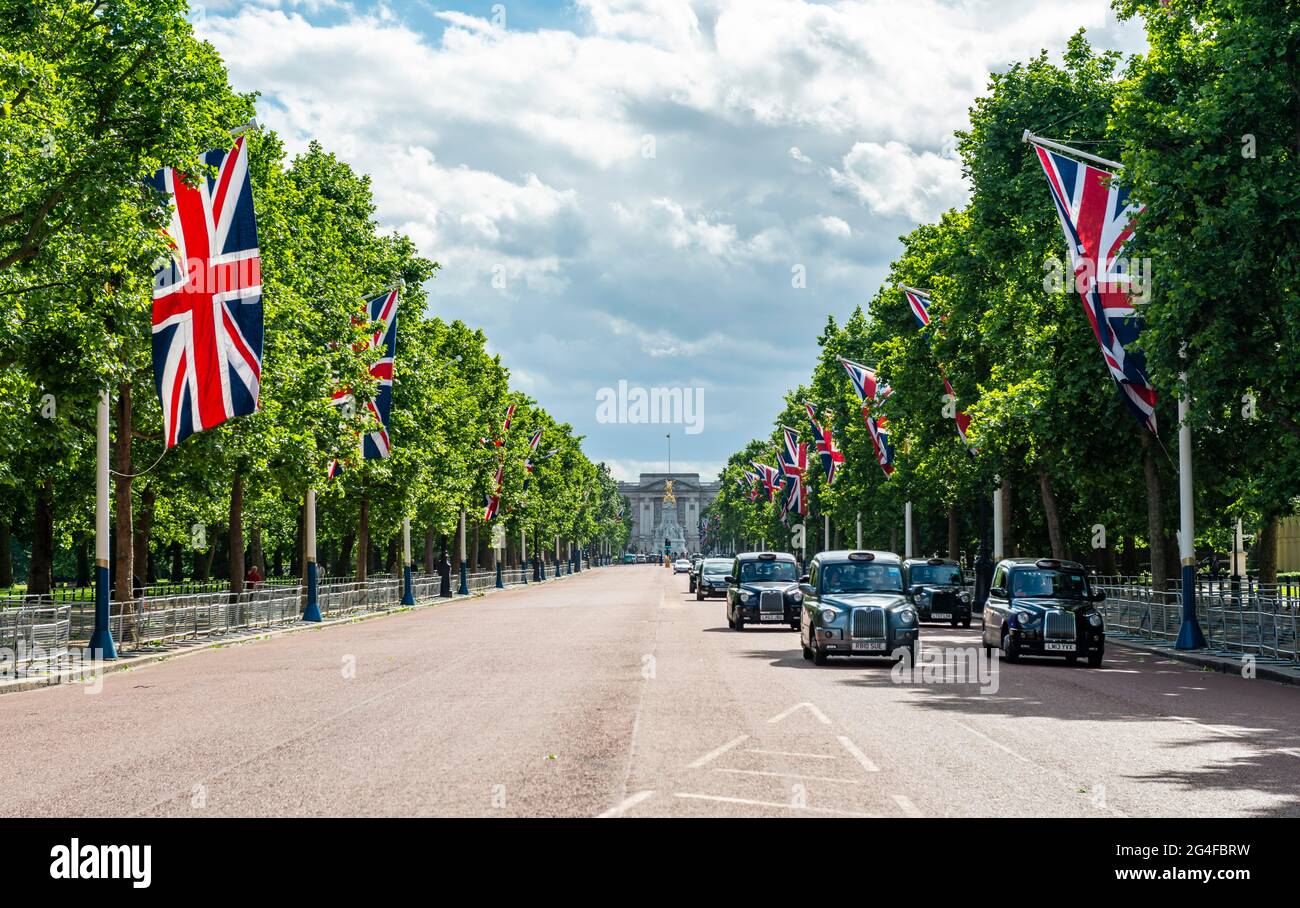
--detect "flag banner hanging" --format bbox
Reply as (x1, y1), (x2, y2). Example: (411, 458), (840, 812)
(743, 468), (761, 501)
(326, 285), (401, 477)
(779, 427), (808, 517)
(838, 356), (895, 476)
(751, 461), (782, 502)
(804, 403), (843, 485)
(150, 136), (263, 449)
(1030, 141), (1158, 433)
(902, 286), (974, 450)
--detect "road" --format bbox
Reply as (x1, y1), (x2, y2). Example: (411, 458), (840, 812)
(2, 564), (1299, 817)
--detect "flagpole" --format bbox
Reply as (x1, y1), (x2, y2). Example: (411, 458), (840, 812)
(401, 516), (415, 605)
(992, 481), (1004, 561)
(904, 501), (913, 559)
(302, 488), (321, 621)
(856, 512), (862, 549)
(457, 508), (468, 595)
(1021, 130), (1122, 171)
(521, 527), (528, 584)
(89, 388), (116, 659)
(1175, 376), (1207, 649)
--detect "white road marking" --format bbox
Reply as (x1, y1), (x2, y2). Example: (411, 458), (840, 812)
(746, 748), (836, 760)
(1170, 715), (1300, 761)
(597, 790), (655, 818)
(673, 792), (876, 817)
(892, 794), (923, 817)
(688, 734), (750, 768)
(715, 767), (861, 785)
(837, 735), (880, 772)
(953, 720), (1033, 765)
(768, 702), (831, 725)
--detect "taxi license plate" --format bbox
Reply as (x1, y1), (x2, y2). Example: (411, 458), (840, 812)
(1044, 641), (1075, 652)
(851, 640), (886, 651)
(930, 612), (952, 620)
(760, 613), (784, 622)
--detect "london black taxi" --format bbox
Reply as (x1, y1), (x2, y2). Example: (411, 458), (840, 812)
(695, 557), (733, 600)
(981, 558), (1106, 667)
(902, 557), (973, 627)
(725, 551), (802, 630)
(798, 550), (918, 665)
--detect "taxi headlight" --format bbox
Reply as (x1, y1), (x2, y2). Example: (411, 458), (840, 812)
(959, 591), (971, 603)
(788, 590), (803, 604)
(898, 608), (916, 624)
(738, 591), (753, 604)
(819, 607), (841, 625)
(1087, 611), (1104, 628)
(1015, 610), (1037, 627)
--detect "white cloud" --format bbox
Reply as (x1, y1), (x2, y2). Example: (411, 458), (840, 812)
(828, 140), (968, 222)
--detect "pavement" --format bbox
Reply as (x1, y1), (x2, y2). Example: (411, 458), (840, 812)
(2, 563), (1298, 817)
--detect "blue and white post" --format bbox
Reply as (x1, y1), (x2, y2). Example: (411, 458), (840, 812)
(520, 527), (528, 585)
(903, 502), (913, 559)
(302, 487), (322, 622)
(457, 508), (469, 596)
(402, 516), (415, 606)
(1175, 382), (1206, 650)
(89, 388), (116, 659)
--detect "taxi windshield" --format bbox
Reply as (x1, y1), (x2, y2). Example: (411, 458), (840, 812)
(1012, 569), (1088, 599)
(702, 559), (732, 575)
(909, 564), (964, 586)
(739, 560), (797, 583)
(820, 562), (903, 594)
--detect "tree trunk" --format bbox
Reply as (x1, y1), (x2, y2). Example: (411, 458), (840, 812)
(229, 474), (245, 595)
(28, 479), (54, 595)
(170, 541), (183, 583)
(196, 528), (215, 582)
(1121, 534), (1138, 575)
(386, 537), (398, 576)
(1037, 465), (1065, 560)
(356, 494), (370, 583)
(0, 517), (12, 588)
(424, 526), (435, 573)
(1257, 516), (1279, 586)
(1140, 432), (1169, 600)
(249, 523), (265, 577)
(947, 506), (959, 560)
(113, 382), (133, 607)
(334, 531), (354, 577)
(471, 523), (480, 571)
(133, 485), (155, 594)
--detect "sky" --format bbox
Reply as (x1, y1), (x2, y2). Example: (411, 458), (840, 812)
(195, 0), (1147, 482)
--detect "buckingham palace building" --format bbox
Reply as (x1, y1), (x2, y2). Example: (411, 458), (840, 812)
(618, 472), (723, 555)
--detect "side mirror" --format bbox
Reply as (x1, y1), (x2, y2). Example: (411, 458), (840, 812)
(799, 583), (815, 597)
(800, 574), (810, 584)
(911, 584), (924, 597)
(724, 575), (735, 584)
(990, 586), (1007, 599)
(1091, 589), (1106, 602)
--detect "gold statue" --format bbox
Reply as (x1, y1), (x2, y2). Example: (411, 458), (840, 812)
(663, 479), (675, 505)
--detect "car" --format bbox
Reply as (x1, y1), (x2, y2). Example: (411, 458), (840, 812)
(635, 553), (647, 564)
(798, 550), (919, 665)
(981, 558), (1106, 667)
(622, 553), (637, 564)
(724, 551), (802, 630)
(673, 558), (692, 573)
(695, 557), (733, 600)
(902, 557), (973, 627)
(687, 556), (704, 591)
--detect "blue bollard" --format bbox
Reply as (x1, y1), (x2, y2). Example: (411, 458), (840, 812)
(303, 560), (322, 622)
(89, 563), (116, 659)
(401, 563), (415, 606)
(458, 562), (469, 596)
(495, 561), (504, 589)
(1175, 563), (1207, 650)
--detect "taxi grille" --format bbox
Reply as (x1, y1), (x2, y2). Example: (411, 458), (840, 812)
(1045, 609), (1077, 640)
(930, 591), (958, 612)
(851, 607), (885, 639)
(759, 590), (784, 614)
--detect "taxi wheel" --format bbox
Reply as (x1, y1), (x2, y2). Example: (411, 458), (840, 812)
(950, 618), (960, 628)
(734, 615), (745, 631)
(1065, 654), (1079, 665)
(961, 617), (972, 629)
(1000, 629), (1020, 664)
(1087, 651), (1104, 668)
(695, 587), (704, 601)
(801, 633), (813, 661)
(726, 609), (735, 629)
(812, 642), (827, 665)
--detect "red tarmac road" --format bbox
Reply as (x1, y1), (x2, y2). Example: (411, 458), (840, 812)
(2, 564), (1298, 817)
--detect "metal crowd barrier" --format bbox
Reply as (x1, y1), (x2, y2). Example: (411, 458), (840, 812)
(1095, 575), (1300, 665)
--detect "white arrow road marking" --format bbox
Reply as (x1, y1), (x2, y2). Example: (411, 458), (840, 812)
(837, 735), (880, 772)
(673, 792), (876, 817)
(746, 748), (836, 760)
(597, 790), (655, 818)
(768, 702), (831, 725)
(892, 794), (922, 817)
(688, 734), (750, 768)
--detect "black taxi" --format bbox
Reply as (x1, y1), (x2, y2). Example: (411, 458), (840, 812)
(798, 550), (918, 664)
(725, 551), (802, 630)
(902, 557), (973, 627)
(981, 558), (1106, 667)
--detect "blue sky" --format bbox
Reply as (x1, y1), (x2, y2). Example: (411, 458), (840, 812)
(197, 1), (1145, 481)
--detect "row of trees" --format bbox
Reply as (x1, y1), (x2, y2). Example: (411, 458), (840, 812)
(0, 1), (630, 598)
(707, 2), (1299, 586)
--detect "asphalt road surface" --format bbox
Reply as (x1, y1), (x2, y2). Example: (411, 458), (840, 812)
(3, 564), (1298, 817)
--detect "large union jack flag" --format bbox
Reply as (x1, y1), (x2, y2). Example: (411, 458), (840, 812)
(902, 287), (974, 449)
(838, 357), (895, 476)
(1032, 143), (1157, 433)
(150, 136), (262, 449)
(804, 403), (843, 485)
(752, 461), (782, 503)
(779, 427), (808, 517)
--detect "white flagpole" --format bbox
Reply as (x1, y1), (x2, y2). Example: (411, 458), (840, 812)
(904, 502), (913, 559)
(303, 488), (321, 621)
(1021, 130), (1122, 171)
(993, 482), (1004, 561)
(89, 388), (116, 658)
(1175, 374), (1206, 649)
(856, 512), (863, 549)
(401, 516), (414, 605)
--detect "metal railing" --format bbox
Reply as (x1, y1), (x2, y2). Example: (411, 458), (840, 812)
(1095, 575), (1300, 664)
(3, 558), (611, 676)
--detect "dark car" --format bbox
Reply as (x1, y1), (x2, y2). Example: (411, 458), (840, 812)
(798, 550), (918, 664)
(695, 557), (732, 600)
(981, 558), (1106, 667)
(725, 552), (802, 630)
(902, 557), (972, 627)
(688, 556), (704, 592)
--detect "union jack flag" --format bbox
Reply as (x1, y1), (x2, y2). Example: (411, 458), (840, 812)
(804, 403), (843, 485)
(779, 427), (808, 516)
(522, 429), (546, 491)
(838, 356), (895, 476)
(481, 404), (517, 446)
(752, 461), (782, 503)
(1032, 142), (1157, 433)
(484, 461), (505, 521)
(150, 136), (262, 449)
(902, 287), (973, 449)
(327, 286), (401, 476)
